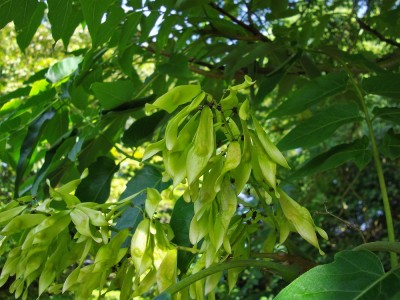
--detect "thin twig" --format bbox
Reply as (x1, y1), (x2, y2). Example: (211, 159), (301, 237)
(357, 17), (400, 48)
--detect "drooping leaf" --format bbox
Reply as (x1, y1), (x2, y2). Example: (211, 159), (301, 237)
(92, 80), (137, 110)
(15, 108), (56, 196)
(47, 0), (83, 47)
(277, 102), (362, 150)
(362, 73), (400, 99)
(0, 86), (30, 106)
(0, 0), (14, 29)
(373, 107), (400, 125)
(269, 72), (348, 118)
(75, 156), (119, 203)
(170, 197), (195, 273)
(45, 56), (83, 83)
(290, 137), (371, 179)
(122, 111), (167, 147)
(80, 0), (124, 48)
(381, 129), (400, 160)
(275, 250), (400, 300)
(13, 0), (46, 51)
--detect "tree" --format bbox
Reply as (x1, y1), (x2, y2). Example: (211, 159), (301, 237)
(1, 0), (400, 299)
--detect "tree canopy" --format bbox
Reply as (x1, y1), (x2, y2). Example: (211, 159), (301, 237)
(1, 0), (400, 299)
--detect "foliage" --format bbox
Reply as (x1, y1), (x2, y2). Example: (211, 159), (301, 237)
(1, 0), (400, 299)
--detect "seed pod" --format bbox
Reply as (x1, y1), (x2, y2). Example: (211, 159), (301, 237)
(156, 248), (177, 292)
(220, 90), (238, 112)
(251, 133), (277, 189)
(0, 205), (27, 226)
(145, 188), (162, 218)
(252, 116), (290, 169)
(142, 139), (166, 161)
(186, 106), (215, 184)
(171, 111), (200, 153)
(77, 205), (108, 226)
(130, 218), (153, 276)
(278, 188), (324, 254)
(215, 141), (241, 192)
(230, 75), (256, 91)
(239, 99), (250, 120)
(1, 214), (47, 235)
(145, 85), (202, 114)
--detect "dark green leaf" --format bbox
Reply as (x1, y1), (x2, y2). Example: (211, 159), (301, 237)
(15, 109), (56, 196)
(48, 0), (83, 47)
(14, 1), (46, 51)
(75, 156), (119, 203)
(381, 129), (400, 160)
(275, 250), (400, 300)
(269, 72), (348, 118)
(122, 111), (166, 147)
(78, 114), (127, 168)
(31, 133), (76, 195)
(42, 109), (69, 145)
(45, 56), (83, 83)
(92, 80), (137, 110)
(362, 73), (400, 99)
(0, 0), (13, 29)
(170, 197), (195, 273)
(277, 102), (362, 150)
(139, 11), (159, 43)
(158, 54), (192, 79)
(290, 137), (371, 179)
(373, 107), (400, 125)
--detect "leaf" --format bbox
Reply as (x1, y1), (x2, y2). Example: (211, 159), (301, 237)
(0, 86), (30, 106)
(170, 197), (195, 273)
(122, 111), (167, 147)
(75, 156), (118, 203)
(373, 107), (400, 125)
(269, 72), (348, 118)
(0, 0), (13, 29)
(47, 0), (83, 47)
(275, 250), (400, 300)
(381, 129), (400, 160)
(115, 165), (169, 246)
(362, 73), (400, 99)
(290, 137), (371, 179)
(277, 102), (362, 150)
(13, 0), (46, 51)
(45, 56), (83, 83)
(15, 108), (56, 196)
(92, 80), (137, 110)
(158, 54), (192, 79)
(80, 0), (124, 48)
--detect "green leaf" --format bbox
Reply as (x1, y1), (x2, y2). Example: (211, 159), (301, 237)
(75, 156), (119, 203)
(275, 250), (400, 300)
(80, 0), (124, 48)
(362, 73), (400, 99)
(381, 129), (400, 160)
(373, 107), (400, 125)
(122, 111), (167, 147)
(269, 72), (348, 118)
(92, 80), (137, 110)
(290, 137), (371, 179)
(277, 102), (362, 150)
(158, 54), (192, 79)
(15, 109), (56, 196)
(45, 56), (83, 83)
(170, 197), (195, 273)
(0, 0), (13, 29)
(47, 0), (83, 47)
(14, 1), (46, 52)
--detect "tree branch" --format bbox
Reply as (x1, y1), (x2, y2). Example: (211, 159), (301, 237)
(357, 17), (400, 48)
(208, 3), (270, 42)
